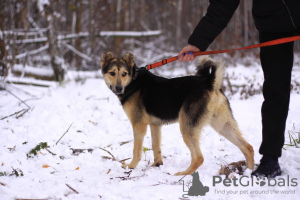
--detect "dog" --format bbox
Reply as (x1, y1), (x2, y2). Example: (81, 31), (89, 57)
(101, 52), (254, 175)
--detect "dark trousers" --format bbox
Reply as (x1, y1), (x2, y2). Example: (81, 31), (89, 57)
(259, 30), (299, 157)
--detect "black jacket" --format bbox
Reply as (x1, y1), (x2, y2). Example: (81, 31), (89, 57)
(188, 0), (300, 51)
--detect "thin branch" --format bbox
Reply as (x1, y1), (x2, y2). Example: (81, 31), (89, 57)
(118, 158), (131, 163)
(45, 148), (56, 156)
(119, 140), (132, 146)
(5, 89), (31, 108)
(16, 108), (30, 119)
(56, 123), (73, 145)
(61, 42), (93, 62)
(14, 45), (49, 59)
(66, 184), (79, 194)
(1, 109), (26, 120)
(9, 30), (162, 44)
(98, 147), (116, 161)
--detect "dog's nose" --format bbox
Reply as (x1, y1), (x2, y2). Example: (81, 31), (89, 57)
(115, 86), (123, 93)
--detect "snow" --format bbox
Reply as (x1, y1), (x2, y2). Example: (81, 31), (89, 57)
(0, 61), (300, 200)
(37, 0), (50, 12)
(13, 64), (54, 78)
(99, 30), (162, 37)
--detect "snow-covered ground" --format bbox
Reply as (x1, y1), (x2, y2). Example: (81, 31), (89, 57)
(0, 59), (300, 200)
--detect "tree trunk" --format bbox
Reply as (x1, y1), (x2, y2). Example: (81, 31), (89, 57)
(46, 1), (64, 82)
(176, 0), (183, 49)
(0, 0), (6, 60)
(88, 0), (95, 58)
(114, 0), (122, 56)
(75, 0), (82, 69)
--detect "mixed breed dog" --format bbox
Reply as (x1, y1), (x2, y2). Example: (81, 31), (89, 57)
(101, 52), (254, 176)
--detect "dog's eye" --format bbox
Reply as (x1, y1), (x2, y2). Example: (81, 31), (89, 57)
(122, 72), (127, 77)
(109, 72), (115, 76)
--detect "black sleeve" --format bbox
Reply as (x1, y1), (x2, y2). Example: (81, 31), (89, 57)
(188, 0), (240, 51)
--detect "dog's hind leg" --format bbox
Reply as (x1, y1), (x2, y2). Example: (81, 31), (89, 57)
(175, 126), (204, 176)
(210, 100), (254, 170)
(150, 124), (163, 167)
(122, 123), (147, 169)
(175, 110), (206, 176)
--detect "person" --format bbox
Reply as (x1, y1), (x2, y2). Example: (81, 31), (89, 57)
(178, 0), (300, 178)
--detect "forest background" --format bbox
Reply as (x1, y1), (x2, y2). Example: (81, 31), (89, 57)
(1, 0), (300, 81)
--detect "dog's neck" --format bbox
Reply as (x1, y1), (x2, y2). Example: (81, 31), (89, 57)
(117, 65), (147, 105)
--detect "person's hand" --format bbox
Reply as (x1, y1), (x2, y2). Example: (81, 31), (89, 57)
(178, 45), (200, 62)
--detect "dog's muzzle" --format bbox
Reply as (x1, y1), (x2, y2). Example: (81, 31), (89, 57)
(112, 86), (124, 95)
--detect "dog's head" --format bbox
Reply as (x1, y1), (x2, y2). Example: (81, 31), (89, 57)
(101, 52), (135, 95)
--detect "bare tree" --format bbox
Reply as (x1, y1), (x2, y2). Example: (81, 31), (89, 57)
(0, 0), (6, 60)
(44, 1), (64, 81)
(75, 0), (82, 69)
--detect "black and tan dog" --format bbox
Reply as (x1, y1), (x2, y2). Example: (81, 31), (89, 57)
(101, 52), (254, 175)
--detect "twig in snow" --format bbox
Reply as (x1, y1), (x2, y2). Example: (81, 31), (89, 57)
(98, 147), (116, 161)
(16, 108), (30, 119)
(56, 123), (73, 145)
(119, 140), (132, 146)
(65, 184), (79, 194)
(15, 198), (55, 200)
(70, 148), (93, 155)
(5, 89), (31, 108)
(1, 109), (27, 120)
(118, 158), (131, 163)
(45, 148), (57, 156)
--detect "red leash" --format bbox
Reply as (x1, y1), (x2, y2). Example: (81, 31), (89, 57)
(146, 35), (300, 70)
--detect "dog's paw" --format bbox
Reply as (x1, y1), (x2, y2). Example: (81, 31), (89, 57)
(151, 161), (163, 167)
(122, 163), (136, 169)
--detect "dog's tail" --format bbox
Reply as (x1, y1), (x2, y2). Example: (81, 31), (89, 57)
(195, 56), (224, 91)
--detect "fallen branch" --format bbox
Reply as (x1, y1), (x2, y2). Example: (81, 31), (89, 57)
(45, 148), (57, 156)
(15, 199), (55, 200)
(13, 45), (49, 60)
(70, 148), (93, 155)
(1, 109), (27, 120)
(5, 77), (56, 87)
(98, 147), (116, 161)
(61, 42), (93, 62)
(11, 30), (162, 44)
(56, 123), (73, 145)
(119, 158), (131, 163)
(16, 108), (30, 119)
(5, 89), (30, 108)
(119, 140), (132, 146)
(65, 184), (79, 194)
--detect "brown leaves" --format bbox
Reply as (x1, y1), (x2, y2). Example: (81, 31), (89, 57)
(219, 160), (247, 178)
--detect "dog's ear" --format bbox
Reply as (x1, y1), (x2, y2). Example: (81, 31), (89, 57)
(122, 52), (135, 68)
(101, 52), (114, 68)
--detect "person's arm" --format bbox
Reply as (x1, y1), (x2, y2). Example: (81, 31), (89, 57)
(179, 0), (240, 62)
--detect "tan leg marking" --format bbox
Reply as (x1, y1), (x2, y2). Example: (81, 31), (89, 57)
(150, 124), (163, 167)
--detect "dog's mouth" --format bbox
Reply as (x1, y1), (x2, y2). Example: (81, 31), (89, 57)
(110, 85), (125, 95)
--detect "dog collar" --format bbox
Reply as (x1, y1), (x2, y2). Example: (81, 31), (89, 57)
(133, 67), (146, 80)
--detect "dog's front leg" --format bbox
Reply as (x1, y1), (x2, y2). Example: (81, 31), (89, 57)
(150, 124), (163, 167)
(122, 123), (147, 169)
